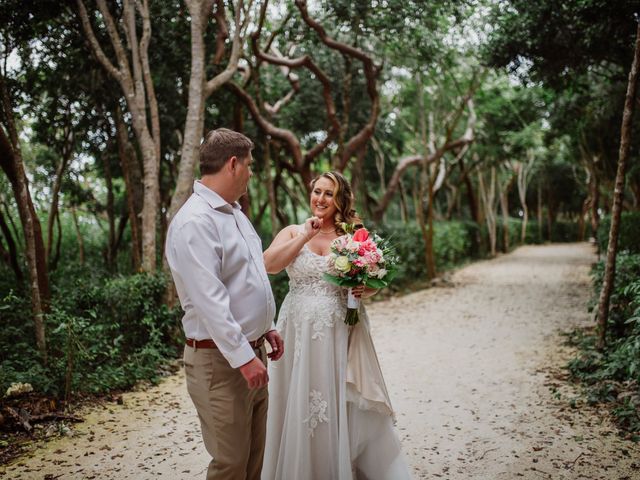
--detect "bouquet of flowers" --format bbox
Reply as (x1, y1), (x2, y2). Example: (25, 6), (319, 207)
(324, 224), (398, 325)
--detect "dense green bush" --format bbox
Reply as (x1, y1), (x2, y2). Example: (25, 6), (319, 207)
(480, 217), (582, 255)
(0, 272), (182, 397)
(550, 219), (583, 242)
(567, 252), (640, 436)
(598, 212), (640, 254)
(376, 220), (478, 288)
(591, 252), (640, 337)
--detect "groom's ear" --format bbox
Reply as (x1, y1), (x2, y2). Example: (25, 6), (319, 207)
(227, 155), (238, 173)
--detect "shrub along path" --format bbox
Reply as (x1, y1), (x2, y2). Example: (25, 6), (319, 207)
(1, 243), (639, 479)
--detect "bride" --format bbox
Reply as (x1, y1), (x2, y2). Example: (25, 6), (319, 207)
(261, 171), (411, 479)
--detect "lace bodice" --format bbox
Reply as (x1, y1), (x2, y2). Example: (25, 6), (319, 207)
(285, 244), (344, 297)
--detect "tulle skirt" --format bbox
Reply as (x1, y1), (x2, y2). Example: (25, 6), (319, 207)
(262, 292), (411, 480)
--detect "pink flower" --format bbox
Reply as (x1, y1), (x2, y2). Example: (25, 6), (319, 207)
(358, 239), (376, 256)
(353, 228), (369, 242)
(367, 251), (381, 264)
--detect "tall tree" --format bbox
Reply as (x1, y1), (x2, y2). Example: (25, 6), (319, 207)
(596, 21), (640, 349)
(0, 72), (49, 361)
(167, 0), (246, 222)
(76, 0), (161, 271)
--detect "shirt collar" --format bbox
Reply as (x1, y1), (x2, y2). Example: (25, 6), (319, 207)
(193, 180), (240, 214)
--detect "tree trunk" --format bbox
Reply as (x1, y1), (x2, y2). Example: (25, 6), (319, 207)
(168, 0), (243, 223)
(516, 153), (534, 244)
(416, 71), (436, 279)
(71, 206), (85, 265)
(537, 182), (543, 243)
(520, 196), (529, 244)
(398, 180), (409, 224)
(596, 22), (640, 350)
(103, 151), (116, 270)
(578, 198), (589, 241)
(478, 168), (497, 257)
(590, 172), (600, 242)
(498, 177), (509, 253)
(0, 73), (48, 362)
(114, 106), (143, 270)
(0, 209), (23, 283)
(424, 179), (437, 279)
(113, 210), (129, 258)
(46, 153), (70, 268)
(265, 140), (279, 232)
(166, 0), (209, 223)
(76, 0), (160, 272)
(415, 174), (433, 279)
(546, 200), (554, 242)
(50, 211), (62, 271)
(462, 160), (480, 225)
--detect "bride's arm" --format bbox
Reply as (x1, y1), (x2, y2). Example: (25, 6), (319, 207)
(263, 218), (321, 274)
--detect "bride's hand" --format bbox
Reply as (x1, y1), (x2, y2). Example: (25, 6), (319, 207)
(351, 285), (378, 299)
(303, 216), (323, 240)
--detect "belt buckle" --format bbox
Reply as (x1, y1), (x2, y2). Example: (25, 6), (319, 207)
(253, 335), (265, 349)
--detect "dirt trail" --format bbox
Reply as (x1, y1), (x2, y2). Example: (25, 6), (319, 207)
(2, 243), (639, 479)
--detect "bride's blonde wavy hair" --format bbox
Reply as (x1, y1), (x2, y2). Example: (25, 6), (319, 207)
(310, 171), (362, 235)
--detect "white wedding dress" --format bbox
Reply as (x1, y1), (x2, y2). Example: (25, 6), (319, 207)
(262, 231), (412, 480)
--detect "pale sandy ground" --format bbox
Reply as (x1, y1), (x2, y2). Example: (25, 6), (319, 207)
(2, 243), (639, 479)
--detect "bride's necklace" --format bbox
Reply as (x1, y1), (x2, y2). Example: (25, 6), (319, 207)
(317, 228), (336, 235)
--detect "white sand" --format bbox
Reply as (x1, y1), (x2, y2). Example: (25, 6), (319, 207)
(2, 242), (639, 479)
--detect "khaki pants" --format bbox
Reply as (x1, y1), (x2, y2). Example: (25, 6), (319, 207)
(184, 344), (268, 480)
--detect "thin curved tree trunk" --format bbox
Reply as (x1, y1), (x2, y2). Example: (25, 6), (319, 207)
(596, 22), (640, 350)
(114, 106), (142, 270)
(46, 152), (71, 268)
(0, 72), (48, 362)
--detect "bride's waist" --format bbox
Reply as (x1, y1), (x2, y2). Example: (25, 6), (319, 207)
(287, 282), (345, 297)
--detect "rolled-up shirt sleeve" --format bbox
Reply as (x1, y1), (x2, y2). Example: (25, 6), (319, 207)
(169, 217), (255, 368)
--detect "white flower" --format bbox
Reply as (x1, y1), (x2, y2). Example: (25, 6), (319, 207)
(374, 268), (388, 279)
(334, 255), (352, 273)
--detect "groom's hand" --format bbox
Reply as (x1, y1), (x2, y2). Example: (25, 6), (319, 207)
(265, 330), (284, 361)
(239, 357), (269, 389)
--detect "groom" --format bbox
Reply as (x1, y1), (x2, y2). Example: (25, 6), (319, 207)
(165, 128), (284, 480)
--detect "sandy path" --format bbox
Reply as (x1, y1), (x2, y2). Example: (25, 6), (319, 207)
(2, 243), (639, 479)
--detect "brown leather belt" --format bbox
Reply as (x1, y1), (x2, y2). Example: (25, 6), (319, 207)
(186, 335), (265, 350)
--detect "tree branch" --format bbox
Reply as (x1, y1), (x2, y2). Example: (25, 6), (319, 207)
(135, 0), (160, 160)
(294, 0), (381, 171)
(75, 0), (123, 82)
(227, 81), (303, 170)
(250, 33), (339, 165)
(205, 0), (243, 97)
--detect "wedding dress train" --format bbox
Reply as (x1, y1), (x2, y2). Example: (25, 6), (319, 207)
(262, 236), (411, 480)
